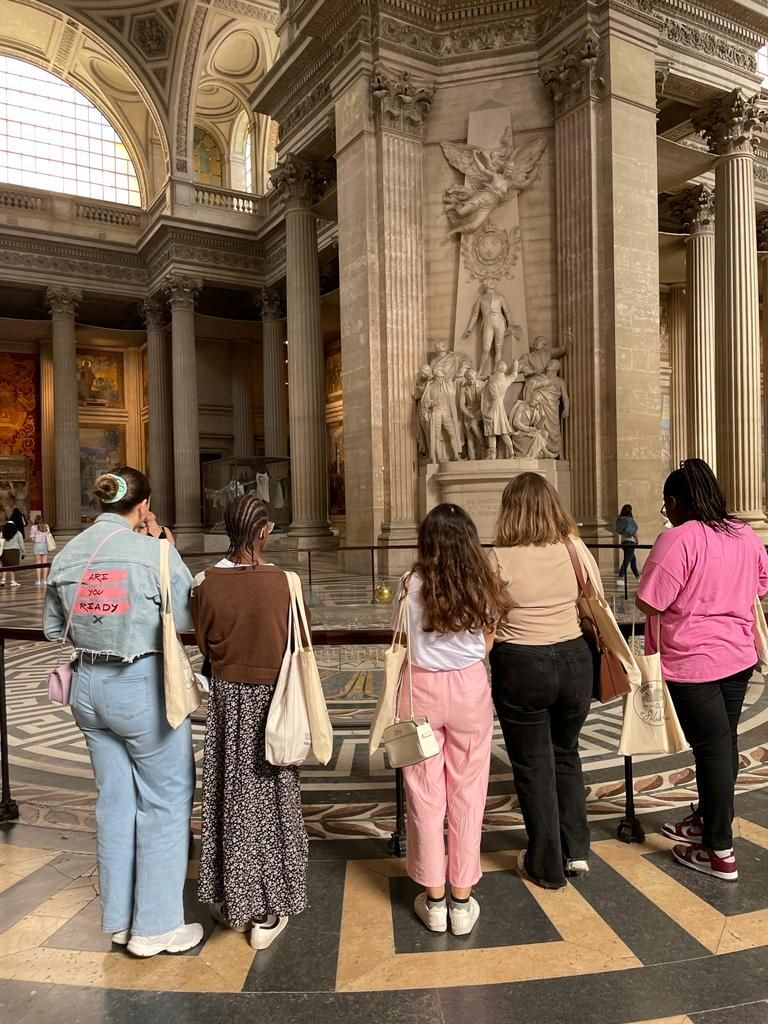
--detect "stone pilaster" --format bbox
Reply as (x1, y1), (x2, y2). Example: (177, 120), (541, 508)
(46, 287), (82, 537)
(270, 154), (332, 542)
(693, 90), (768, 530)
(231, 342), (255, 459)
(140, 299), (174, 525)
(671, 185), (716, 467)
(161, 273), (203, 544)
(259, 288), (289, 458)
(667, 284), (687, 467)
(759, 213), (768, 512)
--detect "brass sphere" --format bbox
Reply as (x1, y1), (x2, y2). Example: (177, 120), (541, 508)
(374, 582), (394, 604)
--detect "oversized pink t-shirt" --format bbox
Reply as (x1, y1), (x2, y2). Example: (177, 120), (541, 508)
(637, 520), (768, 682)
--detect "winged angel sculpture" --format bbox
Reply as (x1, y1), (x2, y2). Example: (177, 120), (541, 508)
(440, 129), (546, 237)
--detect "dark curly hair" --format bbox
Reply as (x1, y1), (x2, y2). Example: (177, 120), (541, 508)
(664, 458), (736, 534)
(224, 495), (270, 564)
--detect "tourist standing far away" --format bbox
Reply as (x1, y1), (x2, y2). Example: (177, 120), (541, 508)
(394, 503), (511, 936)
(30, 514), (52, 585)
(636, 458), (768, 882)
(489, 473), (598, 890)
(44, 466), (202, 957)
(615, 504), (640, 580)
(0, 520), (25, 586)
(192, 495), (309, 951)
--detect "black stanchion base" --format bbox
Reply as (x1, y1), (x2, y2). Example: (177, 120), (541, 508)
(617, 815), (645, 844)
(388, 831), (406, 858)
(0, 798), (20, 823)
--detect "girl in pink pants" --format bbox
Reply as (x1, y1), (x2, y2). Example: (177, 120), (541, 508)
(396, 504), (511, 936)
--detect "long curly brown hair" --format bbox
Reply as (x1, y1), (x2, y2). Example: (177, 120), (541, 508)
(413, 503), (512, 635)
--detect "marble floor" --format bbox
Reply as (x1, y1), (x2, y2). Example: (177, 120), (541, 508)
(1, 577), (767, 1023)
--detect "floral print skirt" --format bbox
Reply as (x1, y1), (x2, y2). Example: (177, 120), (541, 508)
(197, 678), (309, 927)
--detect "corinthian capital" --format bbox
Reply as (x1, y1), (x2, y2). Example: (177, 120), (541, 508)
(140, 298), (166, 331)
(370, 65), (434, 137)
(161, 273), (202, 311)
(670, 185), (715, 235)
(541, 29), (605, 115)
(692, 89), (768, 157)
(46, 286), (82, 318)
(270, 154), (327, 208)
(257, 287), (283, 321)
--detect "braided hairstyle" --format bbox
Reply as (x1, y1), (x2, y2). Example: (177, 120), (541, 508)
(224, 495), (270, 564)
(663, 458), (735, 534)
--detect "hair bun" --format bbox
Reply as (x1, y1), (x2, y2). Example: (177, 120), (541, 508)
(93, 473), (119, 502)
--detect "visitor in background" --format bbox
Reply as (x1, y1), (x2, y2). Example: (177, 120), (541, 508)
(9, 500), (27, 538)
(636, 458), (768, 882)
(490, 473), (594, 890)
(616, 503), (640, 580)
(30, 515), (52, 585)
(395, 503), (511, 936)
(192, 496), (308, 951)
(0, 520), (25, 586)
(44, 466), (201, 957)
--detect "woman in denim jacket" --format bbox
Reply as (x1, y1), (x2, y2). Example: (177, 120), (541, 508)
(44, 466), (200, 958)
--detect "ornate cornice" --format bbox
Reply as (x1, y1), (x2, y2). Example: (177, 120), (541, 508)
(258, 286), (284, 320)
(46, 286), (83, 318)
(692, 90), (768, 157)
(379, 12), (536, 57)
(541, 29), (604, 115)
(161, 273), (203, 310)
(214, 0), (280, 25)
(659, 17), (758, 73)
(669, 184), (715, 235)
(140, 298), (166, 331)
(370, 65), (434, 136)
(270, 154), (329, 208)
(143, 226), (265, 283)
(0, 235), (147, 287)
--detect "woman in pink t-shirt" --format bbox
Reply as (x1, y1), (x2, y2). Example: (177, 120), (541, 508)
(637, 459), (768, 883)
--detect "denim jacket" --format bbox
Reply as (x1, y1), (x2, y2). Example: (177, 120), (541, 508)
(43, 513), (193, 660)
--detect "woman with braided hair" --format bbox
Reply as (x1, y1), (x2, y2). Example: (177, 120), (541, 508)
(192, 495), (308, 950)
(637, 459), (768, 882)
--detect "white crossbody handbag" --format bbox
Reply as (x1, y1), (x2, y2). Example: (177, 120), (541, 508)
(381, 581), (440, 769)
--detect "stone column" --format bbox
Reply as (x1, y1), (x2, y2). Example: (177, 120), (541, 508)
(140, 299), (174, 524)
(259, 288), (289, 457)
(671, 186), (716, 467)
(161, 273), (203, 544)
(758, 213), (768, 511)
(231, 342), (255, 458)
(667, 284), (687, 467)
(46, 287), (82, 537)
(693, 91), (767, 531)
(270, 155), (332, 542)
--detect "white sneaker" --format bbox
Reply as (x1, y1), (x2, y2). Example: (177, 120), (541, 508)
(249, 915), (288, 950)
(449, 896), (480, 936)
(209, 902), (248, 933)
(413, 892), (447, 933)
(10, 581), (20, 587)
(127, 923), (204, 957)
(111, 929), (130, 945)
(565, 859), (590, 876)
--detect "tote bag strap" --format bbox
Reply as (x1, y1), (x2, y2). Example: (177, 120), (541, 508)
(564, 536), (602, 631)
(287, 571), (312, 652)
(60, 527), (125, 646)
(391, 572), (411, 647)
(392, 577), (415, 723)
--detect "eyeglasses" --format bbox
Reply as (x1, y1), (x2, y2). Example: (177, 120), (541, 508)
(267, 521), (275, 534)
(660, 503), (667, 518)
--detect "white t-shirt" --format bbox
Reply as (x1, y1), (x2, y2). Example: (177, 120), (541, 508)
(394, 572), (486, 671)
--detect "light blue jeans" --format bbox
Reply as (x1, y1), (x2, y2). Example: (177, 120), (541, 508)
(71, 653), (195, 936)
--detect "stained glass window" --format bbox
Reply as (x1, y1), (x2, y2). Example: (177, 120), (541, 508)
(0, 55), (141, 206)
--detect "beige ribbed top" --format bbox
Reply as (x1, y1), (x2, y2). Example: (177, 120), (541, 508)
(491, 542), (583, 645)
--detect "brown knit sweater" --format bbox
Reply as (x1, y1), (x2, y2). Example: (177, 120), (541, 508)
(191, 564), (302, 685)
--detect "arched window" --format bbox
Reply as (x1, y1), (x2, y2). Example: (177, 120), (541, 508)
(193, 126), (223, 187)
(0, 55), (140, 205)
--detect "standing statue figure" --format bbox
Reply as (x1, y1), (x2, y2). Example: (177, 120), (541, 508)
(524, 359), (569, 458)
(481, 360), (520, 460)
(510, 390), (557, 459)
(414, 364), (433, 457)
(429, 339), (471, 454)
(463, 281), (522, 378)
(459, 367), (486, 460)
(424, 368), (461, 464)
(517, 331), (571, 382)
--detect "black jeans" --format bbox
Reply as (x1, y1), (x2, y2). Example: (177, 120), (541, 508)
(490, 637), (593, 887)
(666, 667), (752, 850)
(618, 544), (639, 579)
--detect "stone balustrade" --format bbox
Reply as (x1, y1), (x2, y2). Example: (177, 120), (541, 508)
(194, 184), (262, 215)
(0, 186), (47, 211)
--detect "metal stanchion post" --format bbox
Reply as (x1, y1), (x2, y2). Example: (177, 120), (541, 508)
(389, 767), (407, 857)
(0, 638), (20, 823)
(617, 755), (644, 843)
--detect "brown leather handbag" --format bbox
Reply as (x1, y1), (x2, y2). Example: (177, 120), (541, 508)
(564, 537), (631, 703)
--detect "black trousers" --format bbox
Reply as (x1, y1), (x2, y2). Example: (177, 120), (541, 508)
(666, 667), (752, 850)
(618, 544), (639, 579)
(490, 637), (593, 887)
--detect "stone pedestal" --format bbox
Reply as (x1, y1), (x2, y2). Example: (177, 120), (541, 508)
(141, 299), (174, 526)
(422, 459), (572, 544)
(46, 287), (82, 539)
(260, 289), (289, 458)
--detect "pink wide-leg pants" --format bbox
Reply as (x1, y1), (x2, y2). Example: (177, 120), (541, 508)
(399, 660), (493, 889)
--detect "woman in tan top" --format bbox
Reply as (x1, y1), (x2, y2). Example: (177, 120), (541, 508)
(490, 473), (592, 890)
(192, 495), (308, 951)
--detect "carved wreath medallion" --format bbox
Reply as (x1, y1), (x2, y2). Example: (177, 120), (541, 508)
(462, 218), (520, 282)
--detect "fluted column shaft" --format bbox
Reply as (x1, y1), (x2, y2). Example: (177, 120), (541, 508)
(46, 287), (82, 536)
(685, 229), (717, 466)
(231, 342), (255, 459)
(668, 285), (687, 467)
(261, 305), (289, 458)
(163, 274), (203, 537)
(761, 253), (768, 508)
(141, 300), (174, 525)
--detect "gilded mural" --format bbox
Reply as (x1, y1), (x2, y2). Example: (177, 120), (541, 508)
(76, 349), (125, 408)
(0, 352), (42, 509)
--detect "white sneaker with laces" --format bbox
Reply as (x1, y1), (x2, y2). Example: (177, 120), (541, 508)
(111, 929), (130, 946)
(413, 892), (447, 933)
(249, 915), (288, 950)
(127, 923), (204, 958)
(565, 859), (590, 876)
(449, 897), (480, 936)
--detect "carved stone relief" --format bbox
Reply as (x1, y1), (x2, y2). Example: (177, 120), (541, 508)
(370, 66), (434, 137)
(540, 29), (605, 115)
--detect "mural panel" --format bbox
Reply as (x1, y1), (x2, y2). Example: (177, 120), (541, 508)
(0, 352), (41, 510)
(77, 349), (125, 408)
(80, 425), (126, 519)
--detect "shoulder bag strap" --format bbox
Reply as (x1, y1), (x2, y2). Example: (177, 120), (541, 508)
(564, 535), (602, 633)
(159, 538), (170, 612)
(60, 527), (126, 646)
(288, 571), (313, 653)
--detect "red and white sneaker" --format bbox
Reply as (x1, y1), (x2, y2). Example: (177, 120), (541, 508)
(671, 844), (738, 882)
(662, 806), (704, 846)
